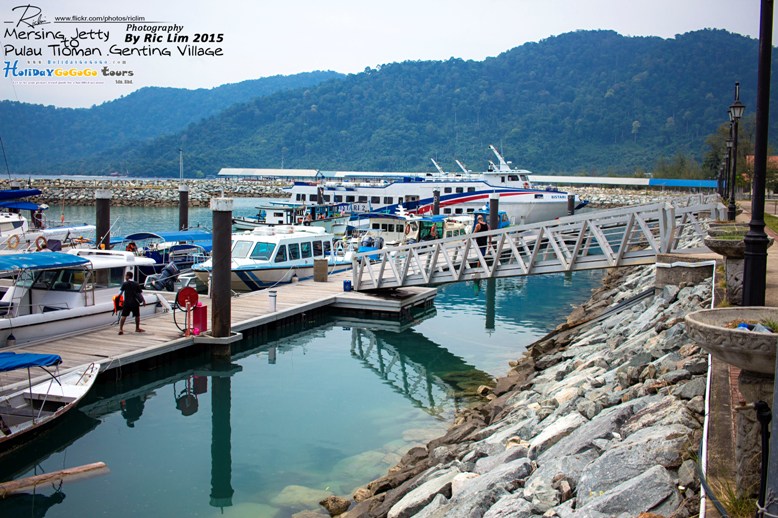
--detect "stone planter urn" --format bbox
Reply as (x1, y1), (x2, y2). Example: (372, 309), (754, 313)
(686, 306), (778, 491)
(685, 306), (778, 376)
(704, 234), (773, 305)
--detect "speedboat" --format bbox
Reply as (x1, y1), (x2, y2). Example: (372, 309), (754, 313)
(117, 230), (212, 288)
(0, 249), (165, 347)
(192, 225), (353, 292)
(0, 189), (96, 252)
(0, 353), (100, 450)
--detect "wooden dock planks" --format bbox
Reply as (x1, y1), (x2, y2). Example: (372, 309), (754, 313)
(0, 271), (435, 394)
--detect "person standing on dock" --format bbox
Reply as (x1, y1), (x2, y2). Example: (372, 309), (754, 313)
(118, 272), (145, 335)
(474, 215), (490, 256)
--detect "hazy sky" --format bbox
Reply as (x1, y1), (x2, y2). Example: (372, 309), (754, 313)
(0, 0), (766, 108)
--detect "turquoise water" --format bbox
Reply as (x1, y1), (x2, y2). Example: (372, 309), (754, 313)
(0, 203), (603, 517)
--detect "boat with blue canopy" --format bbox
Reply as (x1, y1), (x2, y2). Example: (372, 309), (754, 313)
(0, 249), (165, 347)
(0, 351), (100, 450)
(116, 230), (212, 289)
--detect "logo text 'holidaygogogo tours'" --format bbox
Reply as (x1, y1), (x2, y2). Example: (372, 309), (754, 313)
(2, 60), (133, 78)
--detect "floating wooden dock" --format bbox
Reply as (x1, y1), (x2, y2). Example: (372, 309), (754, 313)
(0, 271), (436, 393)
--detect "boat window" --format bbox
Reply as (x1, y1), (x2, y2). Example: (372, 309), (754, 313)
(534, 194), (544, 199)
(300, 242), (312, 258)
(288, 243), (300, 260)
(466, 208), (474, 213)
(455, 208), (463, 214)
(455, 187), (464, 193)
(346, 196), (355, 202)
(232, 240), (253, 258)
(383, 197), (393, 204)
(387, 224), (395, 232)
(371, 196), (380, 204)
(323, 241), (331, 255)
(274, 245), (287, 263)
(371, 223), (380, 230)
(467, 187), (475, 192)
(358, 196), (368, 203)
(508, 175), (519, 181)
(313, 240), (323, 256)
(501, 177), (506, 183)
(296, 193), (304, 201)
(443, 208), (451, 214)
(444, 187), (452, 194)
(397, 224), (404, 233)
(250, 242), (275, 260)
(323, 195), (331, 202)
(334, 195), (343, 202)
(93, 267), (124, 289)
(520, 175), (529, 181)
(32, 271), (58, 289)
(398, 197), (403, 203)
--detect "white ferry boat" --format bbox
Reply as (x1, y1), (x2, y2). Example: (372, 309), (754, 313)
(191, 226), (353, 292)
(283, 146), (583, 225)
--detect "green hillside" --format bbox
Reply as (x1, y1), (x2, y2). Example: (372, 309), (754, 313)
(6, 29), (776, 177)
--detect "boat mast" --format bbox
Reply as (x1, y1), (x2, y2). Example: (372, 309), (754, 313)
(430, 158), (446, 175)
(489, 144), (513, 172)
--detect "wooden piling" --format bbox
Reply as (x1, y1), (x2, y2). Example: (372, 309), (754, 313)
(95, 189), (111, 249)
(179, 184), (189, 230)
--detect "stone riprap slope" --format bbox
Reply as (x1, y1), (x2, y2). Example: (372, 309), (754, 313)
(341, 263), (712, 518)
(0, 179), (287, 207)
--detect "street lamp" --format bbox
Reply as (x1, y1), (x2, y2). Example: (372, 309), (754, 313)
(728, 83), (745, 221)
(725, 137), (733, 207)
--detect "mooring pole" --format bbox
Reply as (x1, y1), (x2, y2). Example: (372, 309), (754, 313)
(95, 189), (111, 249)
(210, 198), (232, 344)
(433, 189), (440, 215)
(179, 184), (189, 231)
(489, 192), (500, 231)
(567, 194), (576, 216)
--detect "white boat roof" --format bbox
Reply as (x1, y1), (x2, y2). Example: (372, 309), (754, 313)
(67, 248), (157, 268)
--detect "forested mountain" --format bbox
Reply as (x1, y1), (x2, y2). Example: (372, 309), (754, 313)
(5, 30), (776, 177)
(0, 70), (342, 171)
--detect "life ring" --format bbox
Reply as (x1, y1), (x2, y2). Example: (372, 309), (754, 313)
(6, 235), (19, 249)
(35, 236), (48, 250)
(523, 182), (530, 189)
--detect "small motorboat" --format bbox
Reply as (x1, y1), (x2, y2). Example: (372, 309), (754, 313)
(0, 353), (100, 449)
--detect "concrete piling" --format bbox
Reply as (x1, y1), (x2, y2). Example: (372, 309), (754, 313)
(95, 189), (111, 249)
(210, 198), (233, 348)
(489, 192), (499, 231)
(179, 184), (189, 230)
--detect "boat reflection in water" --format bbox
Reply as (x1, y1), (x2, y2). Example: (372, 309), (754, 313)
(0, 305), (492, 517)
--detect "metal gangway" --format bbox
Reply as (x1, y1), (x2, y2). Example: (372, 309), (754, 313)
(351, 195), (725, 291)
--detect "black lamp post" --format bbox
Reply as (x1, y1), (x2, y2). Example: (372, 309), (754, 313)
(728, 83), (745, 221)
(725, 137), (733, 208)
(743, 0), (772, 308)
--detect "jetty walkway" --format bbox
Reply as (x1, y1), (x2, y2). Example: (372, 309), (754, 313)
(0, 271), (435, 393)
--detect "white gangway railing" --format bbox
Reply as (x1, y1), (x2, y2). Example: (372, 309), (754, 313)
(351, 195), (725, 291)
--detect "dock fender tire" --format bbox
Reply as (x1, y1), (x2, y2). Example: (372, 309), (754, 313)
(7, 235), (19, 249)
(35, 236), (47, 250)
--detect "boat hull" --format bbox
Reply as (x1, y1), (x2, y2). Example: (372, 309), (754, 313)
(195, 262), (352, 292)
(0, 362), (100, 450)
(0, 299), (159, 347)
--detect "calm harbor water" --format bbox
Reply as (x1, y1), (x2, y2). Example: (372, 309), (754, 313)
(0, 203), (604, 517)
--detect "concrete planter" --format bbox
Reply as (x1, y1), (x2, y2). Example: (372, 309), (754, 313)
(685, 306), (778, 376)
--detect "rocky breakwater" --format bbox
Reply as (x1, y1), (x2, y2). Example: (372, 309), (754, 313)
(574, 187), (694, 210)
(0, 178), (287, 207)
(338, 264), (712, 516)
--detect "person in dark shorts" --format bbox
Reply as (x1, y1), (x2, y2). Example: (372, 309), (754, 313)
(118, 271), (145, 335)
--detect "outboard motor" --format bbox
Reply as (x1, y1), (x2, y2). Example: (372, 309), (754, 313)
(153, 261), (179, 291)
(374, 236), (384, 249)
(361, 235), (374, 248)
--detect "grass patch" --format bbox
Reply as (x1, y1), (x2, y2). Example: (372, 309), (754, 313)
(766, 213), (778, 233)
(709, 478), (757, 518)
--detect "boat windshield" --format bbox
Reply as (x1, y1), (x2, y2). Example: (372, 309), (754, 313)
(232, 240), (253, 259)
(249, 242), (275, 260)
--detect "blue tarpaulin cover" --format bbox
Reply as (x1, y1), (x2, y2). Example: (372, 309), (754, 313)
(0, 352), (62, 372)
(0, 189), (41, 200)
(0, 201), (42, 211)
(0, 252), (90, 272)
(122, 230), (212, 242)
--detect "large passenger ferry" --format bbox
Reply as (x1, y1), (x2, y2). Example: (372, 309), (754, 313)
(220, 146), (584, 226)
